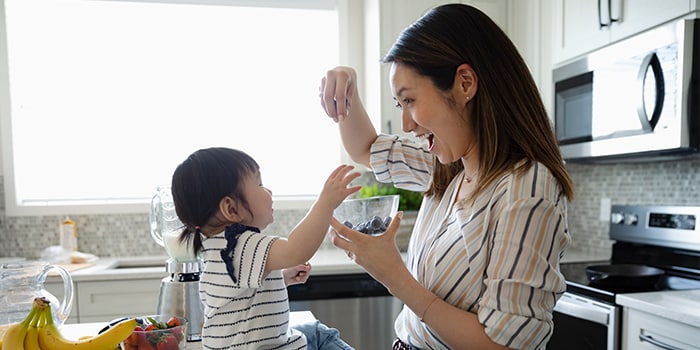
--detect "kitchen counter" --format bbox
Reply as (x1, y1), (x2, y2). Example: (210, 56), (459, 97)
(49, 246), (603, 282)
(51, 249), (367, 282)
(616, 289), (700, 327)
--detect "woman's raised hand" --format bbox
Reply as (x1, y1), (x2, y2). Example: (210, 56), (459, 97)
(319, 66), (358, 122)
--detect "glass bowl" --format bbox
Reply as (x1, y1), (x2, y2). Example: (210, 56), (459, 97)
(333, 195), (400, 236)
(120, 315), (187, 350)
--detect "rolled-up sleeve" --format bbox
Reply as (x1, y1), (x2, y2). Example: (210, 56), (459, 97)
(370, 134), (433, 192)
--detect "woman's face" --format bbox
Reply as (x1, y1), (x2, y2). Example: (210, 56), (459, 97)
(389, 62), (477, 165)
(237, 170), (274, 230)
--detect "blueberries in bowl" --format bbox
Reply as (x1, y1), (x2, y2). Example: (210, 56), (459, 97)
(343, 215), (392, 235)
(334, 195), (399, 236)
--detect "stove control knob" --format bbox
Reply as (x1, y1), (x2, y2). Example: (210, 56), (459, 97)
(624, 213), (638, 226)
(611, 212), (624, 224)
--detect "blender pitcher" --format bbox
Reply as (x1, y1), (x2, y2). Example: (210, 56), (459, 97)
(0, 261), (73, 328)
(150, 186), (196, 262)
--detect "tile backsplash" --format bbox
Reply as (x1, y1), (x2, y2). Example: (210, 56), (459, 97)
(564, 156), (700, 257)
(1, 156), (699, 259)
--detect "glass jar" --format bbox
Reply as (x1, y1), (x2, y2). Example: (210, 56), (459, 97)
(0, 260), (73, 328)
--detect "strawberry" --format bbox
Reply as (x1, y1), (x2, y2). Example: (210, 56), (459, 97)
(166, 316), (180, 328)
(139, 335), (157, 350)
(126, 326), (145, 346)
(157, 334), (179, 350)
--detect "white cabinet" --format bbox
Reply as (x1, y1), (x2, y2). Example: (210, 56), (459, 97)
(76, 278), (163, 323)
(622, 308), (700, 350)
(552, 0), (694, 64)
(47, 277), (163, 324)
(507, 0), (552, 117)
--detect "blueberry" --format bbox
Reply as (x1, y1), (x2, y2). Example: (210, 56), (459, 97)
(369, 216), (383, 229)
(383, 216), (392, 227)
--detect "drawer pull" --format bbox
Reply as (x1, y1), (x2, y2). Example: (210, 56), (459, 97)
(639, 333), (683, 350)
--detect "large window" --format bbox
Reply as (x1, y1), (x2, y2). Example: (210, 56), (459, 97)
(0, 0), (345, 215)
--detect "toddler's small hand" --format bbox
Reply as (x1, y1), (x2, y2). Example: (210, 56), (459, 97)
(283, 262), (312, 286)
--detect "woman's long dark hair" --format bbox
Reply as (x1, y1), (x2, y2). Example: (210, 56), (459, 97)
(171, 147), (259, 256)
(383, 3), (574, 201)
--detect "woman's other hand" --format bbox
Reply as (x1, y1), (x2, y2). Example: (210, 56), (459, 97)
(319, 66), (358, 122)
(283, 263), (312, 286)
(329, 212), (405, 289)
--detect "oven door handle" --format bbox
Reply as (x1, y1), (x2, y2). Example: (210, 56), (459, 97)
(553, 293), (613, 325)
(638, 334), (684, 350)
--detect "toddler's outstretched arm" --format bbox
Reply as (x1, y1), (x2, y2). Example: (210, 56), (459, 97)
(265, 164), (360, 273)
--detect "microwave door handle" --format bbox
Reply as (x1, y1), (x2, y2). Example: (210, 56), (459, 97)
(636, 52), (665, 131)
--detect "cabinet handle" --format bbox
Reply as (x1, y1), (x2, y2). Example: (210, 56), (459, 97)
(597, 0), (608, 28)
(607, 0), (619, 24)
(638, 333), (683, 350)
(598, 0), (619, 28)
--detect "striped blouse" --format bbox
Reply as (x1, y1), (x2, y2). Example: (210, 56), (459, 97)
(370, 134), (570, 350)
(199, 230), (307, 350)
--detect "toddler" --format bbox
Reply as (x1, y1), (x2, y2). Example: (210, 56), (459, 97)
(171, 147), (358, 349)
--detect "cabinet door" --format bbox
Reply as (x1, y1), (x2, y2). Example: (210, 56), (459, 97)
(611, 0), (692, 42)
(552, 0), (610, 63)
(622, 308), (700, 350)
(553, 0), (692, 64)
(76, 278), (162, 323)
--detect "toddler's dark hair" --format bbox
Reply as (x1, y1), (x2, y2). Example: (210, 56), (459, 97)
(171, 147), (259, 256)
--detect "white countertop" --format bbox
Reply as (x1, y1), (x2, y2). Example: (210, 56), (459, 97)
(60, 311), (317, 350)
(617, 290), (700, 327)
(48, 249), (368, 282)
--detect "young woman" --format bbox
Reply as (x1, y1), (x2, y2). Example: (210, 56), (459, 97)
(319, 4), (574, 349)
(171, 147), (361, 350)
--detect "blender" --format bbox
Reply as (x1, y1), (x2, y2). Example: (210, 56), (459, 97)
(150, 186), (204, 342)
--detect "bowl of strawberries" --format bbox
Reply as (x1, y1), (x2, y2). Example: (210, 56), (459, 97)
(120, 315), (187, 350)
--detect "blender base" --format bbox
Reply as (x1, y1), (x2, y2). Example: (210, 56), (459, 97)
(156, 277), (204, 342)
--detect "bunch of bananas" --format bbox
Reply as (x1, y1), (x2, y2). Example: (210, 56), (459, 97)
(0, 297), (136, 350)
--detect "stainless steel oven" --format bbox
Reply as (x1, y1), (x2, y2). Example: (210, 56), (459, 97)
(550, 205), (700, 350)
(552, 292), (619, 350)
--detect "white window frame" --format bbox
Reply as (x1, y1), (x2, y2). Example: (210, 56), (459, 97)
(0, 0), (367, 216)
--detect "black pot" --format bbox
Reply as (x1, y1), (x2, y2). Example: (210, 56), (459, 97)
(585, 264), (664, 289)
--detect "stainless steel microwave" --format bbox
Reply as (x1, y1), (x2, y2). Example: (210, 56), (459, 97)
(553, 18), (700, 162)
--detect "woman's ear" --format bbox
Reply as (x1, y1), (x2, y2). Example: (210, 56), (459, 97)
(454, 63), (478, 104)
